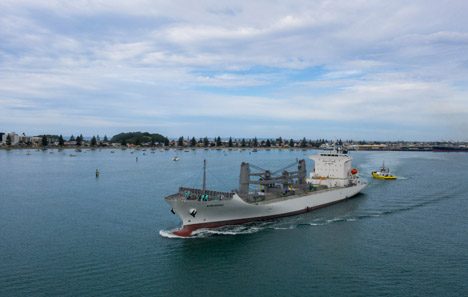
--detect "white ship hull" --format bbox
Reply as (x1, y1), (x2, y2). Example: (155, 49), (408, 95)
(166, 182), (367, 236)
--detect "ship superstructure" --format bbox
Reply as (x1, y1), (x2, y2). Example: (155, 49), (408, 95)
(165, 147), (367, 236)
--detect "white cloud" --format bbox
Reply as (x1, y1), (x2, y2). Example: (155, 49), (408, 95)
(1, 0), (468, 139)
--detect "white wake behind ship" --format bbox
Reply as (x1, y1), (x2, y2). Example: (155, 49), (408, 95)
(165, 146), (367, 236)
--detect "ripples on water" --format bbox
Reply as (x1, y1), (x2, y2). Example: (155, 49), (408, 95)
(1, 149), (467, 296)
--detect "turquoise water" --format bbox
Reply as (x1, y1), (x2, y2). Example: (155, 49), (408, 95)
(1, 148), (467, 296)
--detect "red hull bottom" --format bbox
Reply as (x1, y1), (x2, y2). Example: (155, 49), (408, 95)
(172, 197), (349, 237)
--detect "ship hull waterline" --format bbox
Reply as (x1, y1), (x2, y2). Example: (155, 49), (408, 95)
(167, 183), (367, 237)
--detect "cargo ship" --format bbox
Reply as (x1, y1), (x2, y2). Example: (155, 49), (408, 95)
(165, 146), (367, 236)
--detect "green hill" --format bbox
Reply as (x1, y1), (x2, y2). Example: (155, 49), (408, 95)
(110, 132), (166, 145)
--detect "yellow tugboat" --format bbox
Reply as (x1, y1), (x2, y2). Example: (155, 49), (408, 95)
(372, 162), (396, 180)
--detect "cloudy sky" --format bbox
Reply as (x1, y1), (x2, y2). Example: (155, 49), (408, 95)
(1, 0), (468, 140)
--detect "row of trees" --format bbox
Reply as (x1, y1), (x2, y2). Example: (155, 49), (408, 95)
(173, 136), (330, 148)
(33, 134), (327, 148)
(89, 135), (110, 146)
(3, 131), (335, 148)
(119, 136), (170, 147)
(37, 134), (109, 147)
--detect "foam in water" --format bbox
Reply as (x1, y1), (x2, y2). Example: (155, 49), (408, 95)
(159, 224), (264, 238)
(159, 229), (185, 239)
(194, 225), (263, 236)
(273, 226), (296, 230)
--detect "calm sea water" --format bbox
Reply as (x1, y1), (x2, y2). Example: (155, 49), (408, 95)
(1, 148), (467, 296)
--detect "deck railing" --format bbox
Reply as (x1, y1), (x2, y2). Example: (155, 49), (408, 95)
(177, 187), (234, 201)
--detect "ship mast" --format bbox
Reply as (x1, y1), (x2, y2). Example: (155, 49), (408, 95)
(203, 159), (206, 194)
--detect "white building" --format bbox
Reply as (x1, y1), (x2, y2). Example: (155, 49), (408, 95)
(19, 133), (30, 144)
(2, 132), (19, 145)
(30, 137), (42, 146)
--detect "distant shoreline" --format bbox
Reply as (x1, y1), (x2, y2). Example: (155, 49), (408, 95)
(0, 146), (436, 152)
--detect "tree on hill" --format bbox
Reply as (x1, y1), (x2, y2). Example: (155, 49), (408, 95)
(228, 137), (233, 147)
(41, 135), (48, 146)
(266, 139), (271, 147)
(121, 139), (127, 146)
(69, 135), (75, 141)
(203, 137), (209, 147)
(150, 137), (155, 146)
(103, 135), (108, 142)
(164, 137), (169, 147)
(253, 137), (258, 147)
(289, 139), (294, 147)
(216, 136), (222, 147)
(241, 138), (246, 147)
(178, 136), (184, 147)
(191, 137), (196, 147)
(6, 134), (11, 146)
(277, 137), (283, 146)
(300, 137), (307, 148)
(76, 135), (82, 146)
(59, 135), (64, 146)
(110, 132), (166, 145)
(90, 136), (97, 146)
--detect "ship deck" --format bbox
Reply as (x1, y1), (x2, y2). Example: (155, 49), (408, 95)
(240, 185), (340, 205)
(164, 184), (349, 205)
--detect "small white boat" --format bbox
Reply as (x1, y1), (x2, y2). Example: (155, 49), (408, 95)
(172, 156), (180, 161)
